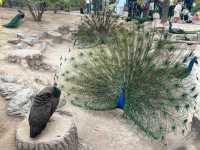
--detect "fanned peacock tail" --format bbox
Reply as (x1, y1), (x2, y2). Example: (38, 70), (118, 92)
(62, 24), (197, 141)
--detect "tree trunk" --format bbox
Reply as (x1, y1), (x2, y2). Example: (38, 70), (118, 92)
(25, 0), (45, 22)
(161, 0), (169, 23)
(27, 4), (37, 21)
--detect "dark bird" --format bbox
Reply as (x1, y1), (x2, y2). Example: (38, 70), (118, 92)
(28, 85), (61, 138)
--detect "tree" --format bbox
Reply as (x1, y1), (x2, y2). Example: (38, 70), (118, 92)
(162, 0), (169, 23)
(25, 0), (47, 22)
(48, 0), (70, 13)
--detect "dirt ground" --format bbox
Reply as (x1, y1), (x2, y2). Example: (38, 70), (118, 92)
(0, 8), (200, 150)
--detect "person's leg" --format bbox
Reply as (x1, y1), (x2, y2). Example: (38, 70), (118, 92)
(168, 5), (173, 18)
(128, 0), (134, 17)
(89, 3), (91, 13)
(86, 4), (89, 14)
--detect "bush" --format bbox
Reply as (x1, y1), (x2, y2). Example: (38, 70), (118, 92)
(74, 10), (118, 47)
(62, 24), (197, 141)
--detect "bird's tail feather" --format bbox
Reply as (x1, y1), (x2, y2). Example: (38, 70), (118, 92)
(30, 126), (42, 138)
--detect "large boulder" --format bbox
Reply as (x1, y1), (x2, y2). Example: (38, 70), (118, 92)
(47, 31), (63, 43)
(0, 75), (66, 117)
(7, 88), (35, 116)
(7, 49), (52, 71)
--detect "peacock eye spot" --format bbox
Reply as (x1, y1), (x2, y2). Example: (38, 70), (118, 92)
(185, 104), (190, 109)
(183, 119), (188, 124)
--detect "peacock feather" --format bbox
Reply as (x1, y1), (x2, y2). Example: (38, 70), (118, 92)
(62, 24), (197, 141)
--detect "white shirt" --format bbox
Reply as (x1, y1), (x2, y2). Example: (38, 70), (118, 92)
(86, 0), (90, 4)
(117, 0), (126, 7)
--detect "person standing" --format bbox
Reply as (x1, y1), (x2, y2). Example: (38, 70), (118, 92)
(128, 0), (134, 18)
(158, 0), (163, 19)
(149, 0), (155, 18)
(93, 0), (101, 12)
(184, 0), (194, 12)
(86, 0), (91, 14)
(116, 0), (126, 16)
(168, 0), (175, 18)
(80, 0), (85, 14)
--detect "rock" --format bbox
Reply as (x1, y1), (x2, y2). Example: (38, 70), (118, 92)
(7, 88), (35, 117)
(17, 32), (25, 39)
(16, 113), (78, 150)
(7, 49), (43, 70)
(0, 75), (17, 83)
(40, 42), (47, 53)
(58, 97), (67, 108)
(38, 32), (49, 39)
(16, 42), (27, 49)
(47, 31), (63, 43)
(22, 37), (39, 46)
(8, 39), (21, 45)
(0, 82), (23, 97)
(171, 34), (198, 41)
(57, 25), (70, 35)
(12, 49), (41, 58)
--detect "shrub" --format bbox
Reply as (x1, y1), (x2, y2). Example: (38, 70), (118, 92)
(74, 10), (118, 47)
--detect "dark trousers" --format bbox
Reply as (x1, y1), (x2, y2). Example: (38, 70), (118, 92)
(128, 0), (134, 17)
(168, 5), (175, 18)
(80, 8), (84, 14)
(86, 3), (91, 14)
(159, 3), (163, 19)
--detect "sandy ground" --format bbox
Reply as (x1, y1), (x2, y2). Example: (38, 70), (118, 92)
(1, 8), (200, 150)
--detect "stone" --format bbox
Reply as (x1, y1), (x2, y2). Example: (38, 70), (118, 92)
(9, 50), (41, 58)
(47, 31), (63, 43)
(38, 32), (49, 39)
(7, 88), (35, 117)
(0, 75), (17, 83)
(40, 42), (47, 53)
(17, 32), (25, 39)
(22, 37), (39, 46)
(8, 39), (21, 45)
(57, 25), (70, 35)
(0, 82), (23, 97)
(16, 113), (78, 150)
(0, 75), (66, 117)
(16, 42), (27, 49)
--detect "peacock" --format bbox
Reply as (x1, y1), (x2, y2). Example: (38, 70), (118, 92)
(62, 24), (197, 141)
(28, 83), (61, 138)
(3, 10), (25, 28)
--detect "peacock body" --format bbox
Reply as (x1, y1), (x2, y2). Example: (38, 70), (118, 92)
(28, 85), (61, 138)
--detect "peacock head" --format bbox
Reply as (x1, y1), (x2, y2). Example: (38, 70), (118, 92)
(52, 83), (61, 98)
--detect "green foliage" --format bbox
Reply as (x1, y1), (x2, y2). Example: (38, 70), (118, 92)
(63, 24), (197, 141)
(74, 10), (118, 47)
(69, 0), (79, 8)
(48, 0), (71, 12)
